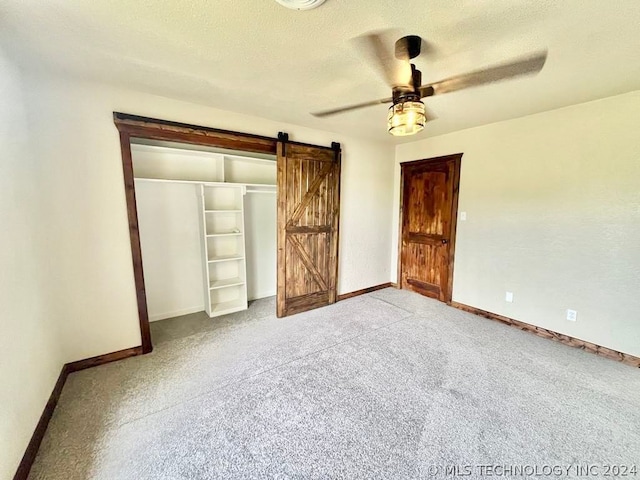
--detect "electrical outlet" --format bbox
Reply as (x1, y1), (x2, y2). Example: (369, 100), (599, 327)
(566, 309), (577, 322)
(505, 291), (514, 303)
(460, 212), (467, 221)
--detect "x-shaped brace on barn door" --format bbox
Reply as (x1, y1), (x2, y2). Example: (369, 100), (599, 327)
(285, 161), (333, 290)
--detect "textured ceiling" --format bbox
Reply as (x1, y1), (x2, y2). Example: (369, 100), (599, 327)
(2, 0), (640, 143)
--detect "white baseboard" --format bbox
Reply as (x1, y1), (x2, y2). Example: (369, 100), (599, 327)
(149, 305), (205, 322)
(248, 291), (276, 301)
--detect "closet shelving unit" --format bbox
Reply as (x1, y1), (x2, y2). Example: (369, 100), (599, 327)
(132, 143), (276, 319)
(200, 183), (248, 316)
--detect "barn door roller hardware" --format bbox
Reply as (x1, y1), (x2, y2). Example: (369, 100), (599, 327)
(278, 131), (289, 156)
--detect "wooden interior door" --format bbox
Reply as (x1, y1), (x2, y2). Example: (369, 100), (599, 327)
(277, 141), (341, 317)
(400, 154), (461, 302)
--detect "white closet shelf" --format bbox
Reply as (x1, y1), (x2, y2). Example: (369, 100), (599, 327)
(211, 298), (247, 315)
(134, 177), (275, 188)
(209, 278), (245, 290)
(206, 232), (243, 237)
(223, 154), (276, 165)
(208, 254), (244, 263)
(205, 209), (242, 213)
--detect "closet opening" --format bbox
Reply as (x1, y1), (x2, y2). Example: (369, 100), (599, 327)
(115, 113), (279, 352)
(131, 139), (277, 346)
(115, 113), (341, 354)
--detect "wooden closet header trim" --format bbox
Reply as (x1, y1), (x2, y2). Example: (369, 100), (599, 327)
(113, 113), (340, 154)
(114, 112), (277, 155)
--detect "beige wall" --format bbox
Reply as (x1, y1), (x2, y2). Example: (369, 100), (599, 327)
(394, 90), (640, 357)
(0, 52), (64, 479)
(22, 73), (396, 364)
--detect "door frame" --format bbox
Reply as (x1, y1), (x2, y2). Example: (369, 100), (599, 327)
(113, 113), (337, 353)
(397, 153), (463, 304)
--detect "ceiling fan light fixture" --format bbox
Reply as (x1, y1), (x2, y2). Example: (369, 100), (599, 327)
(387, 100), (426, 136)
(275, 0), (326, 10)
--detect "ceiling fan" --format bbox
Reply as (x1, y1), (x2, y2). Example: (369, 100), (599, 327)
(312, 33), (547, 136)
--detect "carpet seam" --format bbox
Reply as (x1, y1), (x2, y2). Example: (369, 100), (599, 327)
(367, 294), (414, 315)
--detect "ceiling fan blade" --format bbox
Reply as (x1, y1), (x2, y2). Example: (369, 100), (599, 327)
(420, 50), (547, 97)
(352, 30), (412, 88)
(312, 97), (393, 117)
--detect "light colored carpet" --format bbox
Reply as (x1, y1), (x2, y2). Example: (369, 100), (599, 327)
(29, 289), (640, 479)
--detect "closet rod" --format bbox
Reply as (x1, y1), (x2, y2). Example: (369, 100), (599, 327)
(246, 190), (276, 194)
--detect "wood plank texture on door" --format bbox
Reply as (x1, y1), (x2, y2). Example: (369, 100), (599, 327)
(400, 154), (461, 302)
(277, 142), (341, 317)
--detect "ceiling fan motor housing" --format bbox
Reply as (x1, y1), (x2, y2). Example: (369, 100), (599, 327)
(393, 88), (420, 104)
(395, 35), (422, 60)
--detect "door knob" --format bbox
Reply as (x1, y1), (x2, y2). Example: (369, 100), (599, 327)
(441, 239), (448, 244)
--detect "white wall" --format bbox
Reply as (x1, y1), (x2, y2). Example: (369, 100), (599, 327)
(394, 90), (640, 357)
(134, 180), (205, 321)
(132, 143), (224, 182)
(0, 52), (64, 479)
(224, 156), (277, 185)
(22, 72), (395, 363)
(244, 191), (277, 300)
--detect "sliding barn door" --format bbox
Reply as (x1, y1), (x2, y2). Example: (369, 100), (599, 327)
(277, 141), (341, 317)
